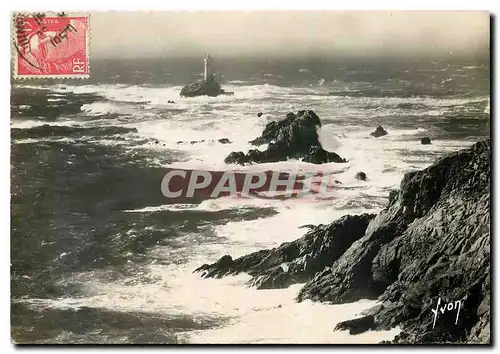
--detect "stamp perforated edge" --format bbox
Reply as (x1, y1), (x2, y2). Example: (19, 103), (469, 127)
(11, 11), (91, 80)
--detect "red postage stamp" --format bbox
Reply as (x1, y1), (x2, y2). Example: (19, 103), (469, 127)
(12, 12), (89, 78)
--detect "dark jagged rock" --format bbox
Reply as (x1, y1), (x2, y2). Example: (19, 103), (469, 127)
(177, 139), (214, 145)
(302, 145), (347, 164)
(334, 315), (376, 335)
(225, 110), (347, 165)
(194, 255), (234, 278)
(297, 140), (490, 344)
(370, 125), (388, 138)
(360, 303), (384, 317)
(421, 137), (432, 145)
(218, 138), (232, 144)
(180, 81), (220, 97)
(298, 224), (317, 230)
(194, 214), (375, 289)
(224, 151), (249, 165)
(355, 172), (367, 181)
(194, 250), (270, 279)
(199, 140), (490, 343)
(248, 111), (320, 146)
(179, 80), (234, 98)
(198, 139), (490, 343)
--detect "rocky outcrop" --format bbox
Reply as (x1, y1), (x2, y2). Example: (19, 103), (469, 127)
(218, 138), (232, 144)
(302, 146), (346, 164)
(196, 139), (490, 344)
(194, 213), (375, 289)
(298, 139), (490, 343)
(421, 137), (432, 145)
(355, 172), (367, 181)
(175, 138), (232, 145)
(224, 110), (347, 165)
(370, 125), (388, 138)
(334, 315), (377, 335)
(180, 81), (234, 98)
(180, 81), (221, 97)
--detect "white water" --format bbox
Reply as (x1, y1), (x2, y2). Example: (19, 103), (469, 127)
(13, 82), (488, 343)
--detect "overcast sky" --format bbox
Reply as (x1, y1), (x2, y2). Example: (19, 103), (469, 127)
(90, 11), (490, 59)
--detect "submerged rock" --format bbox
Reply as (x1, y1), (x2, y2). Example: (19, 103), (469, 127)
(360, 304), (384, 317)
(355, 172), (367, 181)
(224, 151), (249, 165)
(334, 315), (376, 335)
(302, 145), (346, 164)
(421, 137), (432, 145)
(177, 139), (232, 145)
(218, 138), (232, 144)
(370, 125), (388, 138)
(224, 110), (347, 165)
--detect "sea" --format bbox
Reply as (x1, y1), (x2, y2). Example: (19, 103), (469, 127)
(10, 57), (490, 344)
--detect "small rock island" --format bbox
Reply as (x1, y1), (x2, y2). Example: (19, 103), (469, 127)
(180, 55), (234, 98)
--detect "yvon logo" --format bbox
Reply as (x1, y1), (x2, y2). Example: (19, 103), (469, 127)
(431, 297), (462, 329)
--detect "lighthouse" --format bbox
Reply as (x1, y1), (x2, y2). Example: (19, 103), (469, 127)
(179, 55), (234, 97)
(204, 54), (214, 82)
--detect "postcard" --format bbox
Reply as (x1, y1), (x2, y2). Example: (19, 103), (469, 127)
(10, 10), (490, 345)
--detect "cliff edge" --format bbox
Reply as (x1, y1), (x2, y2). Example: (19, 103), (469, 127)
(195, 139), (491, 344)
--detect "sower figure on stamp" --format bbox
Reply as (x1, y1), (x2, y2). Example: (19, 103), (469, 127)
(15, 15), (88, 76)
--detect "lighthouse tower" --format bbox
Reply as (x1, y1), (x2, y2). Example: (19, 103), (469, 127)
(179, 54), (234, 97)
(204, 54), (214, 82)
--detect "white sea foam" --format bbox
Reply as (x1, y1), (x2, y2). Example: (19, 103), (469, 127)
(227, 80), (250, 84)
(15, 81), (486, 343)
(21, 203), (399, 343)
(485, 99), (490, 114)
(10, 120), (78, 129)
(80, 102), (127, 116)
(13, 137), (77, 145)
(12, 138), (45, 144)
(19, 182), (399, 343)
(20, 270), (399, 344)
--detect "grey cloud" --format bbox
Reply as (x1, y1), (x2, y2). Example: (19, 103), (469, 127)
(89, 11), (490, 59)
